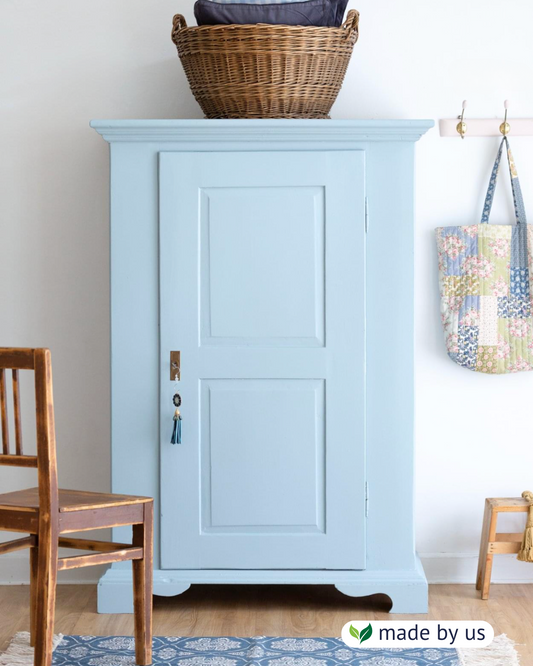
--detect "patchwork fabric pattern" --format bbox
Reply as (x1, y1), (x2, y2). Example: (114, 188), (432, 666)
(436, 137), (533, 374)
(53, 635), (460, 666)
(476, 346), (499, 374)
(456, 325), (478, 369)
(497, 295), (531, 319)
(442, 275), (480, 298)
(510, 267), (530, 296)
(478, 296), (498, 345)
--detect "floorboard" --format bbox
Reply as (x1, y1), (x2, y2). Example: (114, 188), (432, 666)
(0, 584), (531, 662)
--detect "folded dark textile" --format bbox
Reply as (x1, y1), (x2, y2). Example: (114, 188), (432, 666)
(194, 0), (349, 27)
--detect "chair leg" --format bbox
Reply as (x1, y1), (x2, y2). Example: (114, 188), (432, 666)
(476, 501), (491, 591)
(30, 544), (39, 647)
(132, 502), (153, 666)
(33, 526), (58, 666)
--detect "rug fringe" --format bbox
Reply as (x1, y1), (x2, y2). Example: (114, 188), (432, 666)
(457, 634), (520, 665)
(0, 632), (63, 666)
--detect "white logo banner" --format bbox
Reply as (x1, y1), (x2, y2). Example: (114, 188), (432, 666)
(341, 621), (494, 649)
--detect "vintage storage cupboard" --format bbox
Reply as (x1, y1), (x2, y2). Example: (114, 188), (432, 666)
(91, 119), (433, 614)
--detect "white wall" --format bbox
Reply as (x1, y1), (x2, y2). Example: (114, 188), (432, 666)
(1, 0), (533, 584)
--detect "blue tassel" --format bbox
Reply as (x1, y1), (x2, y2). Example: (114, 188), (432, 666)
(171, 409), (182, 444)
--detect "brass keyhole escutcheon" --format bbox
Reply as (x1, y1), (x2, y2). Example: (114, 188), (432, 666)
(170, 351), (181, 381)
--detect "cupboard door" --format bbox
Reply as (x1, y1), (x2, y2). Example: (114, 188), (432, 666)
(160, 150), (366, 570)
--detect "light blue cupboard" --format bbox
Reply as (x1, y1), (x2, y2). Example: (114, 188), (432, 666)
(91, 119), (433, 614)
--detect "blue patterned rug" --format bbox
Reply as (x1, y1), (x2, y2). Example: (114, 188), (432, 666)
(53, 636), (459, 666)
(0, 633), (519, 666)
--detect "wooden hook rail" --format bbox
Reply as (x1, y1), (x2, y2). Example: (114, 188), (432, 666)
(440, 100), (533, 137)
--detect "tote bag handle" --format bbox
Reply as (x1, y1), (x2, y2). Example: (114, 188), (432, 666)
(481, 136), (527, 225)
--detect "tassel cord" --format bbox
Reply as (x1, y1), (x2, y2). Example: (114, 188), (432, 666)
(171, 409), (182, 445)
(517, 490), (533, 563)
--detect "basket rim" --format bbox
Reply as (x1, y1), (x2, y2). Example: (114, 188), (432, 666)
(176, 21), (350, 31)
(171, 9), (359, 38)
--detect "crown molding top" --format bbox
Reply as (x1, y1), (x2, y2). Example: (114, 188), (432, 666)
(90, 119), (434, 144)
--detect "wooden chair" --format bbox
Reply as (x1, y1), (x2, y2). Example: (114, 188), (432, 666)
(0, 348), (153, 666)
(476, 497), (529, 600)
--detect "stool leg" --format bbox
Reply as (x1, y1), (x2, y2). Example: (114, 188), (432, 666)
(481, 507), (498, 600)
(476, 501), (491, 591)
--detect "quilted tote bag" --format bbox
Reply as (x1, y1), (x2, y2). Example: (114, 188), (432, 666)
(436, 137), (533, 373)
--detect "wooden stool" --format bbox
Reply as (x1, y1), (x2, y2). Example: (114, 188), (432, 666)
(476, 497), (528, 600)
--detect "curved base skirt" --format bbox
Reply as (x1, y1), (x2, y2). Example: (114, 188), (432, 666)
(97, 556), (428, 615)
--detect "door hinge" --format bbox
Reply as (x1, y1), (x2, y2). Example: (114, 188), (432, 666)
(365, 482), (369, 518)
(364, 197), (369, 234)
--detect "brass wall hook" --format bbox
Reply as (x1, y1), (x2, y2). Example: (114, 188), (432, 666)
(456, 100), (467, 139)
(500, 100), (511, 136)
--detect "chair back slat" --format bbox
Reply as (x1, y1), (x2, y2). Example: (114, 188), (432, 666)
(0, 349), (36, 370)
(0, 349), (58, 517)
(12, 370), (23, 455)
(0, 370), (9, 455)
(0, 454), (38, 468)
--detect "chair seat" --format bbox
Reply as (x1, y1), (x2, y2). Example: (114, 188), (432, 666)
(0, 487), (151, 513)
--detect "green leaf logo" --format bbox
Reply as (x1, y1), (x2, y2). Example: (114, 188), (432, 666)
(349, 625), (359, 640)
(347, 622), (372, 646)
(359, 623), (373, 645)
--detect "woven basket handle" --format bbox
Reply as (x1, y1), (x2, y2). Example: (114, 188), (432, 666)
(172, 13), (187, 32)
(342, 9), (359, 35)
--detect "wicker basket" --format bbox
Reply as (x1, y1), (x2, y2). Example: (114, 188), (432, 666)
(171, 10), (359, 119)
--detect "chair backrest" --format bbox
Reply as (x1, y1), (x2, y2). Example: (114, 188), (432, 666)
(0, 348), (58, 517)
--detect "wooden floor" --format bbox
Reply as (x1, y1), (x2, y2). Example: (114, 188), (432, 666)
(1, 584), (532, 662)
